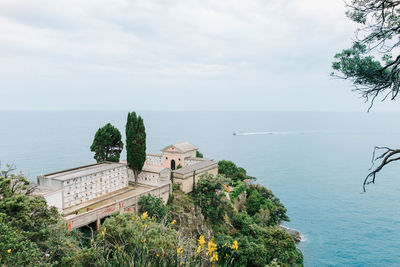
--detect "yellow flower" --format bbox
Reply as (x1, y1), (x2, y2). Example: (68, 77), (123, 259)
(90, 239), (93, 243)
(141, 223), (147, 229)
(206, 240), (217, 257)
(198, 235), (206, 247)
(196, 245), (202, 254)
(101, 231), (105, 239)
(131, 216), (135, 221)
(210, 251), (218, 262)
(231, 240), (238, 251)
(142, 211), (148, 220)
(7, 249), (11, 254)
(177, 246), (183, 255)
(171, 220), (176, 225)
(140, 238), (146, 243)
(156, 253), (159, 257)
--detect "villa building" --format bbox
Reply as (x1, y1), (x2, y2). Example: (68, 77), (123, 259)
(32, 142), (217, 230)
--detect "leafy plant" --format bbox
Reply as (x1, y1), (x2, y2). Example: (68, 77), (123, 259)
(138, 194), (167, 222)
(90, 123), (123, 163)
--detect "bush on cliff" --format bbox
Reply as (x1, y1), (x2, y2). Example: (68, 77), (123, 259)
(194, 173), (229, 224)
(0, 165), (82, 266)
(138, 194), (167, 222)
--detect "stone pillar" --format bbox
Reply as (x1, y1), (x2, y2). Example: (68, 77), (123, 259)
(96, 215), (101, 232)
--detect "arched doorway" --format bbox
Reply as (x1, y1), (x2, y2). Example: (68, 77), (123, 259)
(171, 160), (176, 170)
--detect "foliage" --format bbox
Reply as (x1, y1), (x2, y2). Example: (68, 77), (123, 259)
(231, 225), (302, 267)
(125, 112), (146, 185)
(229, 181), (246, 201)
(0, 162), (301, 266)
(196, 150), (203, 158)
(332, 0), (400, 190)
(138, 194), (167, 222)
(0, 163), (30, 199)
(246, 184), (289, 226)
(332, 0), (400, 109)
(218, 160), (255, 183)
(194, 173), (229, 224)
(0, 165), (82, 266)
(90, 123), (123, 163)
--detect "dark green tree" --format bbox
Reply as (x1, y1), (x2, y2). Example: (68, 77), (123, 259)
(125, 112), (146, 185)
(90, 123), (123, 163)
(332, 0), (400, 191)
(218, 160), (255, 183)
(196, 150), (203, 158)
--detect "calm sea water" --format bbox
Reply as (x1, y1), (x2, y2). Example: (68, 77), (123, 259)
(1, 111), (400, 266)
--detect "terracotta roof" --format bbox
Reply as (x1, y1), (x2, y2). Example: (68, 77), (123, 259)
(162, 142), (197, 153)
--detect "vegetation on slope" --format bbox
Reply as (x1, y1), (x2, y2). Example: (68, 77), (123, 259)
(0, 160), (302, 266)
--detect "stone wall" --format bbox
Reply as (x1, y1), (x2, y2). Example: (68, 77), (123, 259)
(145, 154), (164, 166)
(185, 158), (203, 167)
(65, 183), (171, 230)
(62, 166), (128, 208)
(173, 166), (218, 193)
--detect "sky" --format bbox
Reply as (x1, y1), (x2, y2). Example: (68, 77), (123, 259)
(0, 0), (399, 111)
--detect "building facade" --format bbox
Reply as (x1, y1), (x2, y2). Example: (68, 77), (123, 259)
(32, 142), (217, 229)
(138, 142), (218, 193)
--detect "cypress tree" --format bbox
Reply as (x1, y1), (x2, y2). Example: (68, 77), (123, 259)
(125, 112), (146, 185)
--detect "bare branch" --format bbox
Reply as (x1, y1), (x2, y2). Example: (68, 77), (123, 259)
(363, 146), (400, 191)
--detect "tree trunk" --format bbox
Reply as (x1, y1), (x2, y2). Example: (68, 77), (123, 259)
(133, 170), (139, 186)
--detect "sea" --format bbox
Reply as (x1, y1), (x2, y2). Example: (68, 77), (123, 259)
(1, 110), (400, 266)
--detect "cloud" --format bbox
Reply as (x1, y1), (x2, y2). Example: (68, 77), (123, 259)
(0, 0), (386, 111)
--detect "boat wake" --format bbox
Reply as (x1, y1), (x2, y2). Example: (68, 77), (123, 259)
(233, 131), (311, 136)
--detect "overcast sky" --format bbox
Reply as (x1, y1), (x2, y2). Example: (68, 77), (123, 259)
(0, 0), (399, 111)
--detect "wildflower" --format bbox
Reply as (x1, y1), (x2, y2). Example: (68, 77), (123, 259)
(141, 223), (147, 229)
(171, 219), (176, 225)
(206, 240), (217, 257)
(101, 230), (105, 239)
(156, 253), (159, 257)
(196, 245), (202, 254)
(231, 240), (238, 251)
(90, 239), (93, 243)
(142, 211), (148, 220)
(7, 249), (11, 254)
(198, 235), (206, 247)
(140, 238), (146, 243)
(131, 216), (135, 221)
(177, 246), (183, 255)
(210, 251), (218, 262)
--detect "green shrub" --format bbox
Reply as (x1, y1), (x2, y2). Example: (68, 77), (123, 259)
(231, 212), (254, 236)
(138, 194), (167, 222)
(194, 173), (228, 225)
(246, 184), (289, 225)
(229, 181), (246, 201)
(196, 150), (203, 158)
